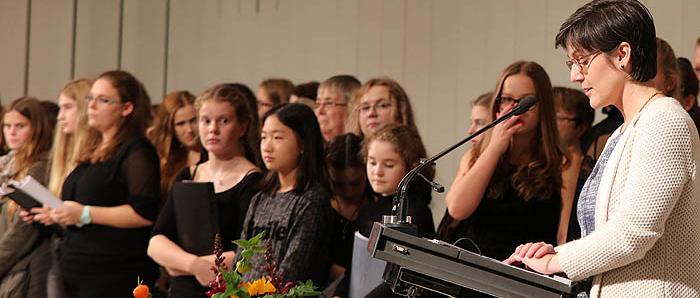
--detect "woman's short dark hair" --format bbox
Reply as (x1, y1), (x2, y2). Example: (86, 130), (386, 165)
(555, 0), (657, 82)
(260, 103), (328, 194)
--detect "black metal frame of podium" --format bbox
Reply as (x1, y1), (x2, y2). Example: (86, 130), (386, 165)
(369, 223), (576, 298)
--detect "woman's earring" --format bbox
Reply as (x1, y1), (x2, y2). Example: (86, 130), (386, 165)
(620, 64), (624, 69)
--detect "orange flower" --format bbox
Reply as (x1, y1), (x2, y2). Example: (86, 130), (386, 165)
(243, 276), (277, 296)
(133, 284), (150, 298)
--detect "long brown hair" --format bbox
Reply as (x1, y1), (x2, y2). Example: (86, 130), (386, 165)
(346, 77), (417, 138)
(48, 79), (91, 196)
(471, 61), (563, 201)
(2, 97), (52, 216)
(4, 97), (52, 177)
(195, 84), (260, 166)
(148, 90), (199, 200)
(78, 70), (151, 163)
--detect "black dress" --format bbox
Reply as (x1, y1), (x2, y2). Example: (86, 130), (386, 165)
(454, 173), (560, 261)
(59, 137), (160, 298)
(151, 166), (262, 298)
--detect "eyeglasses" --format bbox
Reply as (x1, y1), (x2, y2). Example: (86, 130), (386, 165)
(565, 51), (602, 75)
(314, 100), (347, 110)
(357, 99), (393, 115)
(85, 95), (121, 106)
(496, 95), (535, 110)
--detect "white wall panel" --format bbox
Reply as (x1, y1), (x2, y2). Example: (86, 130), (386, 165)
(167, 0), (221, 95)
(122, 0), (167, 103)
(26, 0), (73, 100)
(355, 0), (382, 80)
(678, 0), (700, 60)
(0, 0), (29, 103)
(74, 0), (120, 80)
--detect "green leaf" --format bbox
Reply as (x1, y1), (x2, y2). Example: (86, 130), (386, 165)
(249, 232), (264, 243)
(240, 250), (254, 259)
(233, 239), (250, 248)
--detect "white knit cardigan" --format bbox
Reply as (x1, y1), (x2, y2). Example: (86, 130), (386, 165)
(556, 97), (700, 298)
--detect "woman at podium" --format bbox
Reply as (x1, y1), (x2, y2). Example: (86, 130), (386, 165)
(506, 0), (700, 297)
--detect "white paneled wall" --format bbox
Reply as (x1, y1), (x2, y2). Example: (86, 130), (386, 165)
(1, 0), (698, 225)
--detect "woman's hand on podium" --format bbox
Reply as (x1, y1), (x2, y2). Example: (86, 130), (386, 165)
(503, 242), (562, 275)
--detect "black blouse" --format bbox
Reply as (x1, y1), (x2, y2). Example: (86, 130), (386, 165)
(456, 175), (560, 261)
(151, 166), (262, 297)
(60, 136), (160, 275)
(152, 167), (262, 251)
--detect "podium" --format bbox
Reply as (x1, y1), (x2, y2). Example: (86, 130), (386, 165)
(368, 223), (576, 298)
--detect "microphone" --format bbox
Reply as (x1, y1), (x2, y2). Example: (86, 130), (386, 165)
(386, 95), (538, 234)
(512, 95), (537, 116)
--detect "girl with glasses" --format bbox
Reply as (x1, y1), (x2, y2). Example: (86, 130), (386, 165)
(445, 61), (567, 262)
(346, 77), (417, 139)
(48, 70), (160, 298)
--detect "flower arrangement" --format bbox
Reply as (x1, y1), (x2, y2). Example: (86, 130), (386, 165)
(205, 233), (319, 298)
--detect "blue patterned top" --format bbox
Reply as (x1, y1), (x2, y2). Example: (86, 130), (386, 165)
(577, 134), (622, 238)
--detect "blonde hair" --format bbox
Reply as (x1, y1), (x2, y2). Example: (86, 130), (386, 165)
(346, 77), (417, 138)
(196, 84), (260, 166)
(48, 79), (92, 196)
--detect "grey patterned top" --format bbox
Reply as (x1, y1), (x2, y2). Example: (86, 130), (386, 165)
(237, 182), (333, 285)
